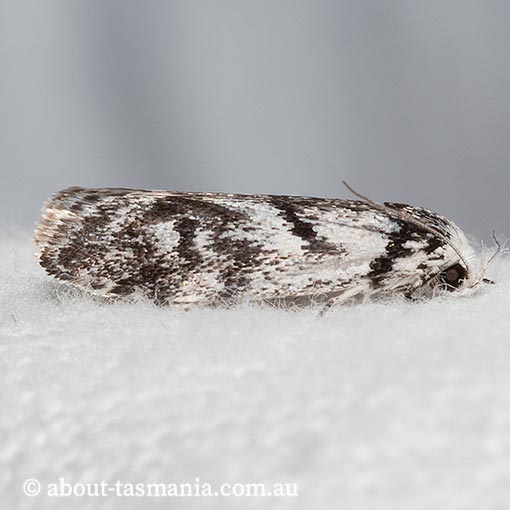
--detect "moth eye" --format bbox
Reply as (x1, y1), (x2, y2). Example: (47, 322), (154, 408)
(439, 263), (467, 291)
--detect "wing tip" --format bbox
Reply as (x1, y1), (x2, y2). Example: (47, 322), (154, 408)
(33, 186), (90, 252)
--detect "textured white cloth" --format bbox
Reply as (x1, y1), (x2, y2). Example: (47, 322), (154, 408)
(1, 229), (510, 510)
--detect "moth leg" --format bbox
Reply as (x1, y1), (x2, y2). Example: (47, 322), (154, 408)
(319, 298), (335, 317)
(318, 291), (351, 316)
(318, 285), (369, 315)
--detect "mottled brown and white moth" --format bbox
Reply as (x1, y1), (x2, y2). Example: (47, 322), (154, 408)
(34, 184), (491, 308)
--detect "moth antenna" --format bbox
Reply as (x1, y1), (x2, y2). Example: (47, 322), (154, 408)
(487, 230), (501, 266)
(341, 181), (471, 271)
(476, 231), (502, 286)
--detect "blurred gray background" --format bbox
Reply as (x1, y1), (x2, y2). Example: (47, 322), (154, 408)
(1, 0), (508, 240)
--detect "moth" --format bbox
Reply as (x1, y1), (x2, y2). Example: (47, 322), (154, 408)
(34, 184), (494, 309)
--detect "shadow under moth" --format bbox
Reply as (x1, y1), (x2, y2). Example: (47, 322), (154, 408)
(34, 184), (494, 309)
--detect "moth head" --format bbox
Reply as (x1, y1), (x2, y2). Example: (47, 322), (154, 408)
(438, 263), (468, 291)
(413, 261), (476, 300)
(445, 232), (501, 293)
(434, 246), (498, 295)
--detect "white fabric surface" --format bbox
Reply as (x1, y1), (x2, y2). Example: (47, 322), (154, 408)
(1, 229), (510, 509)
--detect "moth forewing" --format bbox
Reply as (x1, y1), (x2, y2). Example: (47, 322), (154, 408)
(34, 186), (483, 308)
